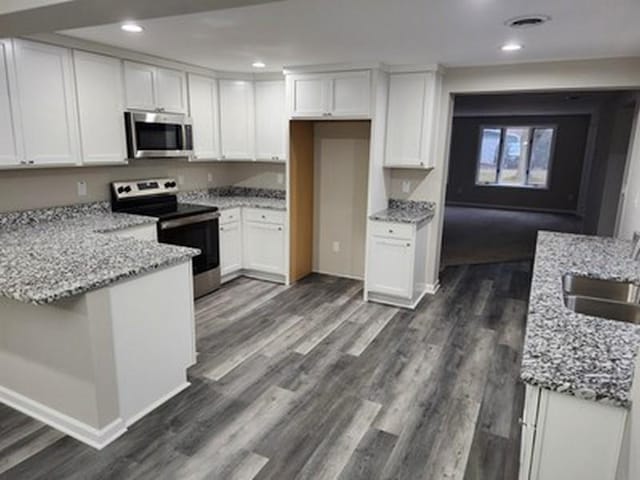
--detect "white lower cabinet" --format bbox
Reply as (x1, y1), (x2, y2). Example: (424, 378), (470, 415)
(243, 216), (285, 276)
(218, 207), (285, 283)
(219, 208), (243, 278)
(519, 385), (627, 480)
(366, 220), (428, 309)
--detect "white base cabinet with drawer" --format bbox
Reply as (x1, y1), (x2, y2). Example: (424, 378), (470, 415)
(218, 207), (286, 284)
(519, 385), (627, 480)
(219, 208), (243, 279)
(366, 220), (430, 309)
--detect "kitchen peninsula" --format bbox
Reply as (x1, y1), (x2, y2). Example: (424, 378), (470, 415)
(0, 203), (199, 449)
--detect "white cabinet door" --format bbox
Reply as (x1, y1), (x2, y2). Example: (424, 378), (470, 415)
(254, 80), (285, 161)
(385, 72), (431, 167)
(368, 236), (414, 298)
(74, 51), (127, 165)
(188, 74), (220, 161)
(0, 40), (20, 167)
(124, 61), (156, 111)
(155, 67), (187, 113)
(290, 74), (328, 118)
(220, 221), (242, 276)
(330, 71), (370, 117)
(243, 221), (284, 275)
(13, 39), (80, 166)
(219, 79), (254, 160)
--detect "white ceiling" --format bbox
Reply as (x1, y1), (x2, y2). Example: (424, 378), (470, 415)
(62, 0), (640, 73)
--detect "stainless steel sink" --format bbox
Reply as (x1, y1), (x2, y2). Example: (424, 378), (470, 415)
(562, 274), (640, 303)
(563, 295), (640, 324)
(562, 274), (640, 324)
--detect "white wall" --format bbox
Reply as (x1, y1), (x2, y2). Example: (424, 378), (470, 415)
(0, 160), (285, 212)
(313, 122), (370, 279)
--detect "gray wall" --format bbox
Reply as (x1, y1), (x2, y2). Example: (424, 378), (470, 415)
(446, 114), (591, 212)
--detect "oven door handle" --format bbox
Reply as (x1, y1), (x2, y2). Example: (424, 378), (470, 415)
(159, 212), (220, 230)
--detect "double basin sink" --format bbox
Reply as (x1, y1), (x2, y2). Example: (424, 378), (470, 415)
(563, 274), (640, 324)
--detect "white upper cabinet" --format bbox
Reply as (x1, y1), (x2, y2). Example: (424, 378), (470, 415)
(0, 40), (20, 167)
(155, 67), (188, 114)
(290, 74), (327, 118)
(254, 80), (286, 161)
(13, 39), (80, 166)
(329, 71), (371, 117)
(124, 61), (187, 113)
(188, 74), (220, 161)
(384, 72), (437, 168)
(288, 70), (370, 119)
(123, 61), (155, 111)
(74, 51), (127, 165)
(218, 79), (254, 160)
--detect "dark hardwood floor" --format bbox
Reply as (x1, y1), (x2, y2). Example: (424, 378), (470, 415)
(0, 262), (530, 480)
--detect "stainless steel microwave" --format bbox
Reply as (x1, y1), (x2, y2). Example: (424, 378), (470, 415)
(124, 111), (193, 159)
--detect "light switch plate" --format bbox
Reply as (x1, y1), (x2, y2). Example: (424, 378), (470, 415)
(207, 173), (213, 183)
(402, 180), (411, 193)
(178, 175), (185, 186)
(77, 181), (87, 197)
(332, 241), (340, 253)
(277, 173), (284, 185)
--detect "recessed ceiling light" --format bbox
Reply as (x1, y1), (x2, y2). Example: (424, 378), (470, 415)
(506, 15), (551, 29)
(252, 61), (266, 68)
(501, 43), (523, 52)
(121, 23), (144, 33)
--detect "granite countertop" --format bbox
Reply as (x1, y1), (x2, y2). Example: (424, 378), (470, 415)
(180, 187), (286, 211)
(0, 203), (199, 305)
(369, 199), (436, 224)
(522, 231), (640, 408)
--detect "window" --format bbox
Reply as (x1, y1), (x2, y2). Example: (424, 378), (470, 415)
(476, 125), (555, 188)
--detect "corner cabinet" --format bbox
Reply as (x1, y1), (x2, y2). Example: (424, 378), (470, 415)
(12, 39), (80, 166)
(254, 80), (286, 161)
(519, 385), (627, 480)
(384, 71), (439, 168)
(366, 220), (428, 309)
(124, 61), (187, 113)
(74, 51), (127, 165)
(187, 74), (221, 161)
(218, 79), (255, 160)
(288, 70), (371, 119)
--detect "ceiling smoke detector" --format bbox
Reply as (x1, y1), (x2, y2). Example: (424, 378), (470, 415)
(506, 15), (551, 29)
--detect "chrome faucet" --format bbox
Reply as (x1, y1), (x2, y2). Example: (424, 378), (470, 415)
(632, 231), (640, 260)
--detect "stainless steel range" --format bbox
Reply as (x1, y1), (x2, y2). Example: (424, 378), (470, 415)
(111, 178), (220, 297)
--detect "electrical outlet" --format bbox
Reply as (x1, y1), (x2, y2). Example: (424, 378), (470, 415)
(207, 173), (213, 183)
(77, 181), (87, 197)
(178, 175), (185, 186)
(277, 173), (284, 185)
(332, 241), (340, 253)
(402, 180), (411, 193)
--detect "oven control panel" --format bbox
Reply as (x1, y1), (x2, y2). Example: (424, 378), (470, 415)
(112, 178), (178, 199)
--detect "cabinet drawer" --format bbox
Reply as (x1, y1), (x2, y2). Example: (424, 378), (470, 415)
(220, 208), (241, 225)
(243, 208), (285, 225)
(370, 221), (414, 240)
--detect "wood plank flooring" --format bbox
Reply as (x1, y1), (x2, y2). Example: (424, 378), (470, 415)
(0, 262), (530, 480)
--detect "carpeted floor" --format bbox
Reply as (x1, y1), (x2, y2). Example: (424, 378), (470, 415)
(441, 205), (583, 267)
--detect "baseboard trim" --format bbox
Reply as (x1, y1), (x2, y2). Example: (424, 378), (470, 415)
(425, 281), (440, 294)
(367, 288), (428, 310)
(125, 381), (190, 427)
(0, 385), (127, 450)
(312, 270), (364, 281)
